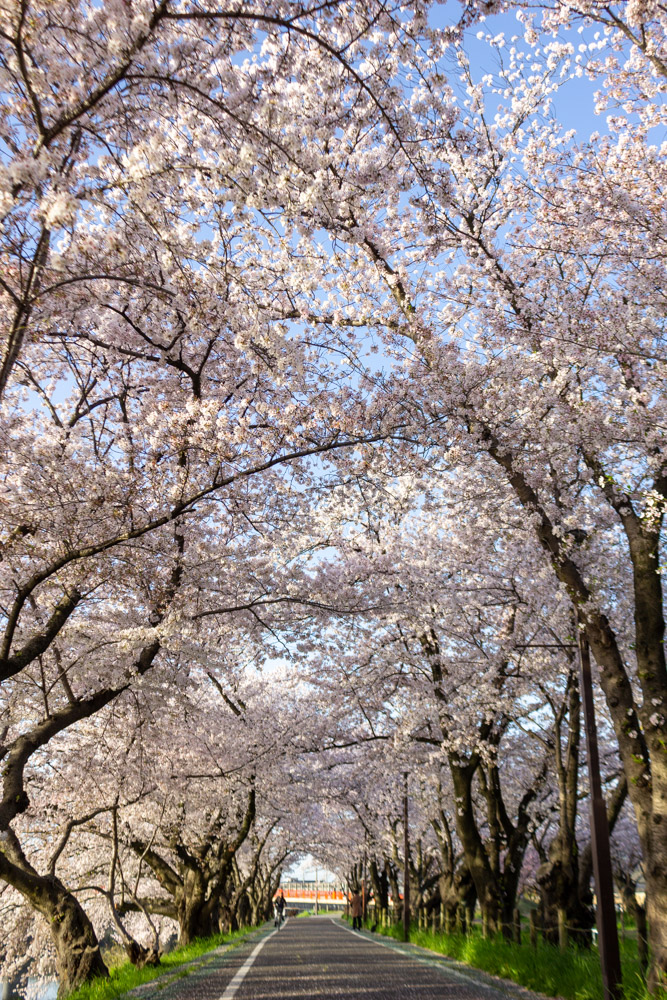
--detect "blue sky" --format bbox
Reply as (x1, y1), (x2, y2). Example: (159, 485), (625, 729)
(430, 1), (631, 141)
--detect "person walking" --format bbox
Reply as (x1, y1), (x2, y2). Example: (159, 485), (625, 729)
(350, 889), (363, 931)
(274, 889), (287, 927)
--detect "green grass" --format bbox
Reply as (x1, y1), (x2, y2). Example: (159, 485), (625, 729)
(297, 910), (312, 918)
(353, 919), (659, 1000)
(67, 926), (259, 1000)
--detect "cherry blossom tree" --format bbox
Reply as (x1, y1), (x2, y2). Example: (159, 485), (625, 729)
(0, 0), (434, 989)
(294, 1), (666, 981)
(292, 473), (582, 931)
(2, 0), (665, 992)
(0, 650), (310, 984)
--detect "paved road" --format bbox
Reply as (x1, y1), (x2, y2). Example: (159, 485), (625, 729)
(131, 917), (544, 1000)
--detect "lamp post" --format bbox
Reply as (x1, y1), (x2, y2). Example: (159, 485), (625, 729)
(403, 771), (410, 943)
(362, 834), (367, 925)
(315, 866), (319, 915)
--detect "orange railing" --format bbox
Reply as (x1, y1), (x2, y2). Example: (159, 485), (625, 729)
(276, 889), (347, 900)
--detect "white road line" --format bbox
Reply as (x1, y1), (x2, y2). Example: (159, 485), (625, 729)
(219, 928), (278, 999)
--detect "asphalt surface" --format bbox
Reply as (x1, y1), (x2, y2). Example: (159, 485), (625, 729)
(129, 917), (546, 1000)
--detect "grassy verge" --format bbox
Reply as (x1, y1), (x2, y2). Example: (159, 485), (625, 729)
(68, 926), (260, 1000)
(345, 918), (654, 1000)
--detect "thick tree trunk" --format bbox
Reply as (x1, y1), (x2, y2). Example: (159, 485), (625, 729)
(450, 755), (534, 939)
(438, 869), (474, 933)
(0, 835), (108, 996)
(236, 893), (251, 928)
(50, 892), (108, 997)
(178, 871), (218, 945)
(538, 851), (594, 947)
(387, 863), (401, 923)
(369, 859), (389, 913)
(645, 868), (667, 993)
(537, 672), (595, 946)
(497, 782), (538, 940)
(431, 804), (476, 936)
(450, 761), (502, 936)
(438, 876), (458, 932)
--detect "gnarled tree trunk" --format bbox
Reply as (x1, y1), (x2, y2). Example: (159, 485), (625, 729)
(0, 835), (108, 997)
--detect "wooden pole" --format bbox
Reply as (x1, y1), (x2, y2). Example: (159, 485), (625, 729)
(558, 908), (567, 952)
(529, 909), (538, 948)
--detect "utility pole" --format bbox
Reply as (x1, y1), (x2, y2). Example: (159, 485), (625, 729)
(315, 867), (319, 915)
(403, 771), (410, 943)
(577, 625), (622, 1000)
(362, 832), (367, 925)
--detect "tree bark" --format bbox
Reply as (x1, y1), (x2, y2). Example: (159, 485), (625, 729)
(0, 836), (108, 996)
(450, 760), (501, 936)
(537, 669), (596, 945)
(369, 858), (389, 914)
